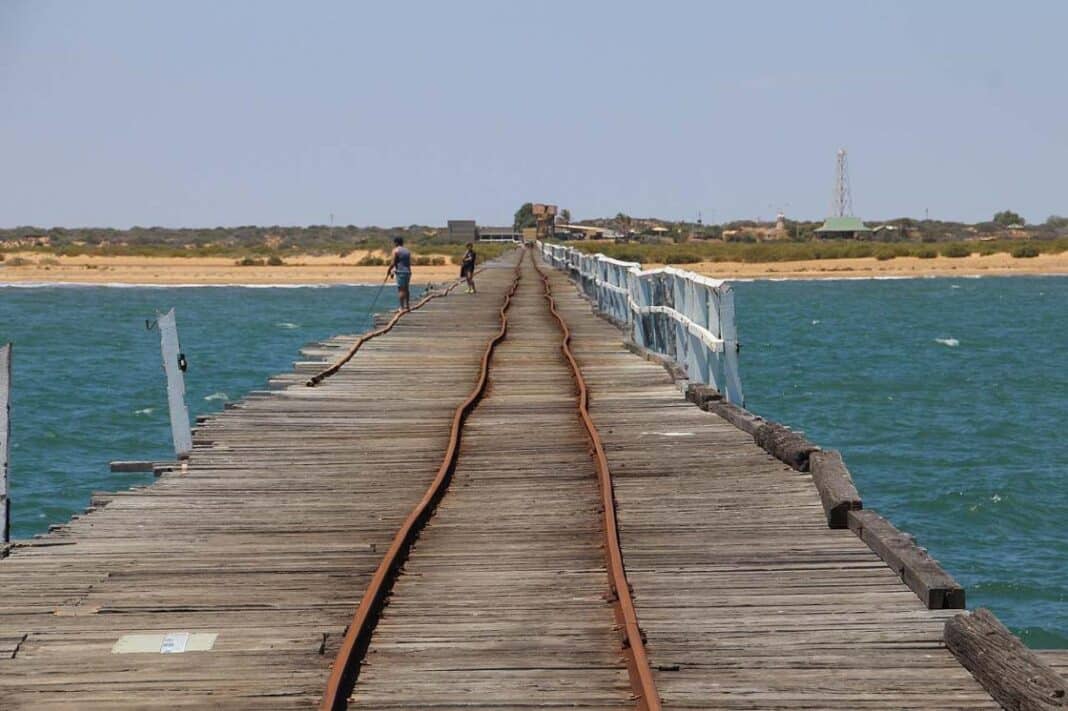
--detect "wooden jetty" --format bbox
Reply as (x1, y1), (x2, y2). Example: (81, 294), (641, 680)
(0, 248), (1062, 709)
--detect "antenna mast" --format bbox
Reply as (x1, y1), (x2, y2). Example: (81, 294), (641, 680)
(832, 148), (853, 217)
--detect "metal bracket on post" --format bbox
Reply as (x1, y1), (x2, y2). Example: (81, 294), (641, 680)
(155, 310), (193, 459)
(1, 343), (11, 544)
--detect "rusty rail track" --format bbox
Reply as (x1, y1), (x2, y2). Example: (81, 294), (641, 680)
(319, 256), (524, 710)
(306, 264), (495, 387)
(529, 248), (662, 711)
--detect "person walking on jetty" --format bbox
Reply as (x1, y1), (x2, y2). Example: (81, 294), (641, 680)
(386, 236), (412, 312)
(461, 242), (477, 294)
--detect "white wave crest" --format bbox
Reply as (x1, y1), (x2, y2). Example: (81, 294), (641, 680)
(935, 338), (960, 347)
(133, 407), (155, 415)
(276, 322), (300, 329)
(204, 392), (229, 402)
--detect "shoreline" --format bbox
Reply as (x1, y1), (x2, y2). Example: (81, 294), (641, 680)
(0, 250), (462, 286)
(663, 252), (1068, 281)
(0, 250), (1066, 285)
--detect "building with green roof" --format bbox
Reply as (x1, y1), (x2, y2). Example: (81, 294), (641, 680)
(815, 215), (872, 239)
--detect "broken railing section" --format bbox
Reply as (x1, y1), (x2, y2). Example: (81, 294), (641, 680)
(538, 241), (743, 404)
(151, 309), (193, 459)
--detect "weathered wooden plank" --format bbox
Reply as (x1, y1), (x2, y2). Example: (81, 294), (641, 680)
(848, 509), (965, 609)
(0, 256), (527, 708)
(702, 399), (767, 436)
(753, 421), (820, 471)
(808, 450), (863, 528)
(108, 461), (156, 473)
(543, 257), (995, 709)
(945, 608), (1067, 710)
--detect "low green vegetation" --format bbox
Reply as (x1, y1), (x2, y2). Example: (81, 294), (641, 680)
(564, 238), (1068, 265)
(0, 224), (513, 260)
(940, 244), (972, 258)
(0, 225), (513, 267)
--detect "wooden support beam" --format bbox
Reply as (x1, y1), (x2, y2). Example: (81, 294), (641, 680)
(945, 608), (1067, 710)
(753, 422), (820, 471)
(701, 400), (766, 436)
(108, 460), (156, 473)
(807, 450), (863, 528)
(849, 509), (965, 609)
(685, 383), (722, 408)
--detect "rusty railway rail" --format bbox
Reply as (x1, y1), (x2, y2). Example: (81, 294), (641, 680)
(319, 256), (524, 710)
(529, 248), (663, 711)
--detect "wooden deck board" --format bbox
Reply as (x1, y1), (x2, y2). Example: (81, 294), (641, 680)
(348, 262), (631, 708)
(0, 259), (523, 709)
(542, 261), (1002, 709)
(0, 249), (1036, 708)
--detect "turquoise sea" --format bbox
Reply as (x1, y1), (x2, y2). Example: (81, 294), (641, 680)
(0, 275), (1064, 648)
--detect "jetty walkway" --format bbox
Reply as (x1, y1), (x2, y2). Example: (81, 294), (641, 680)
(0, 247), (1062, 709)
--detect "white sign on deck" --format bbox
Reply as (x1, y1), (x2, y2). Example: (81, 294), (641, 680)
(111, 632), (217, 654)
(160, 632), (190, 653)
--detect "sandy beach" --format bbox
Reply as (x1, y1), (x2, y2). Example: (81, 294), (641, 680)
(663, 251), (1068, 281)
(0, 249), (1066, 285)
(0, 251), (465, 286)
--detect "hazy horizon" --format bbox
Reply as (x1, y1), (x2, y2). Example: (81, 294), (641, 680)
(2, 1), (1065, 229)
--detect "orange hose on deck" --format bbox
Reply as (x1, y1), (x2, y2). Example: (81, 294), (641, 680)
(528, 249), (662, 711)
(319, 256), (524, 710)
(306, 264), (495, 387)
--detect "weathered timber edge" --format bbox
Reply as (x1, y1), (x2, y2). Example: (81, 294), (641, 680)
(752, 421), (820, 471)
(848, 509), (965, 609)
(556, 267), (969, 613)
(807, 450), (863, 528)
(945, 608), (1067, 710)
(623, 339), (688, 384)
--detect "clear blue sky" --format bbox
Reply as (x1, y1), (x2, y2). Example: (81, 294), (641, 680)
(2, 1), (1065, 228)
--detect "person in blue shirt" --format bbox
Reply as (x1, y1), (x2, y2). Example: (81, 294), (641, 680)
(386, 236), (412, 311)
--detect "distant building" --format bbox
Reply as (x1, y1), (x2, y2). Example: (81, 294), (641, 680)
(815, 216), (872, 240)
(447, 220), (477, 242)
(478, 226), (520, 242)
(555, 224), (616, 241)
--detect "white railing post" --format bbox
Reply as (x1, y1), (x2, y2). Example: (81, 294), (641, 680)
(719, 286), (744, 404)
(156, 309), (193, 459)
(1, 344), (10, 544)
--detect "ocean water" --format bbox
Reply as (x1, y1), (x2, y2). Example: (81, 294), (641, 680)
(732, 276), (1068, 649)
(0, 281), (417, 538)
(0, 276), (1064, 648)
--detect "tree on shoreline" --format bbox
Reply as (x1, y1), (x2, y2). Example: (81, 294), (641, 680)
(993, 210), (1025, 227)
(513, 203), (536, 230)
